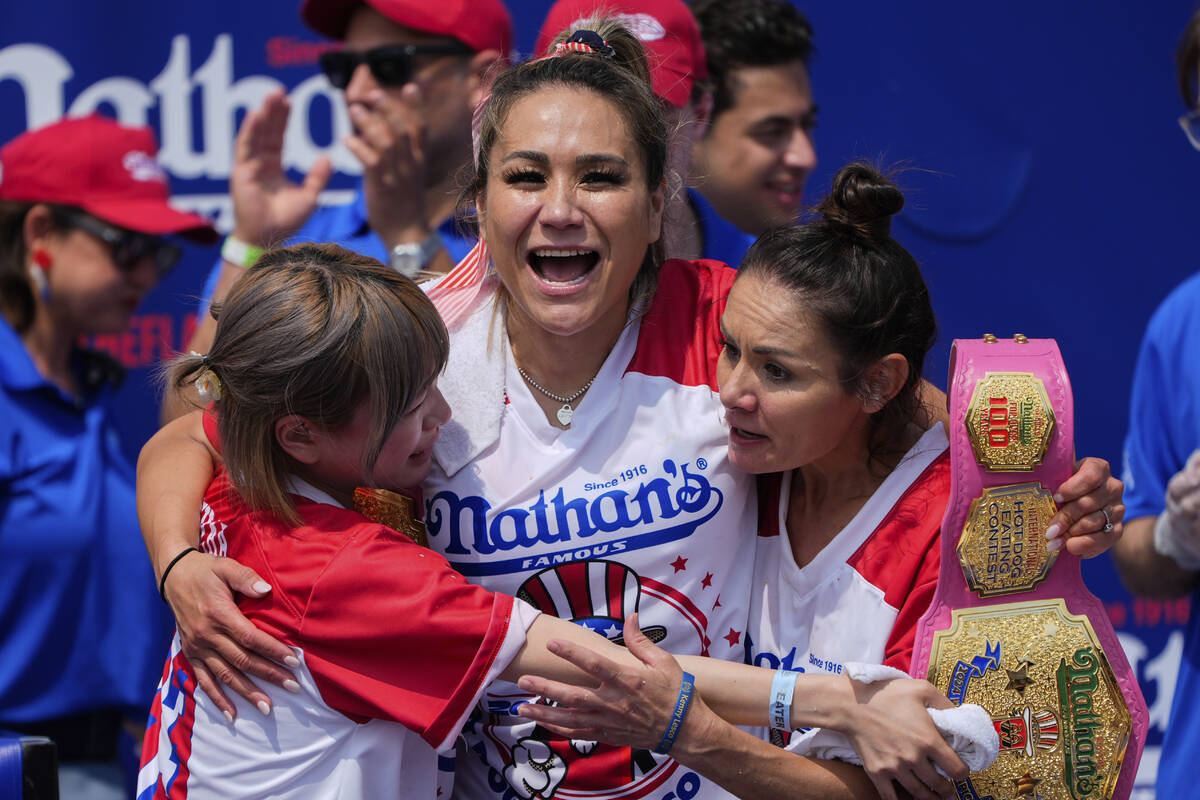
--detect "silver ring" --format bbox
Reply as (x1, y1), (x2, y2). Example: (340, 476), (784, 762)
(1100, 507), (1114, 533)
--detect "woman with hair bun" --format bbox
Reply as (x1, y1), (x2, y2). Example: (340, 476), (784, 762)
(515, 162), (1125, 800)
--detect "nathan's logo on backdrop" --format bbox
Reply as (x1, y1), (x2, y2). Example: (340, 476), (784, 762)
(426, 460), (723, 576)
(1, 35), (361, 229)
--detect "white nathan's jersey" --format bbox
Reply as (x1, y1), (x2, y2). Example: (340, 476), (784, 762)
(426, 260), (757, 800)
(745, 425), (950, 751)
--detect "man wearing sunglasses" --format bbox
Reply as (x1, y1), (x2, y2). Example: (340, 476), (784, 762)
(176, 0), (512, 413)
(1113, 9), (1200, 798)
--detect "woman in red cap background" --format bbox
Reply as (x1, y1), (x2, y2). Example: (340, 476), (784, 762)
(0, 114), (215, 797)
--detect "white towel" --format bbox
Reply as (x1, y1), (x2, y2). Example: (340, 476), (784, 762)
(429, 277), (507, 478)
(787, 662), (999, 776)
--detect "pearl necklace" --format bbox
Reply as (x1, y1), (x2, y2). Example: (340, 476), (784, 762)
(516, 364), (595, 426)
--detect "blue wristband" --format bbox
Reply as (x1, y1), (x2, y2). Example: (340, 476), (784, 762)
(654, 671), (696, 755)
(769, 669), (797, 731)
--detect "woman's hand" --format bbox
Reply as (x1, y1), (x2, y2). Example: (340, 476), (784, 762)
(839, 677), (966, 800)
(1046, 457), (1125, 557)
(163, 551), (299, 720)
(514, 615), (691, 751)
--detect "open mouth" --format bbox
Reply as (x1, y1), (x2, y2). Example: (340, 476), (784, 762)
(528, 248), (600, 286)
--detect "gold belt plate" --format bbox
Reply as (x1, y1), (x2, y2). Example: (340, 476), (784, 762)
(966, 372), (1056, 471)
(928, 600), (1132, 800)
(958, 482), (1058, 597)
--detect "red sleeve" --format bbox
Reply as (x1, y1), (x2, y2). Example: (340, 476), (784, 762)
(294, 518), (516, 747)
(625, 258), (736, 390)
(880, 547), (940, 672)
(847, 455), (950, 672)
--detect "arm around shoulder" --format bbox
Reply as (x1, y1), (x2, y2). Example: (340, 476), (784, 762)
(137, 410), (218, 578)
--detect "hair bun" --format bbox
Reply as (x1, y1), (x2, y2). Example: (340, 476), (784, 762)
(817, 162), (904, 242)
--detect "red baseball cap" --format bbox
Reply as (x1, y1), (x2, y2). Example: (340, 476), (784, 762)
(0, 115), (216, 243)
(301, 0), (513, 57)
(534, 0), (707, 108)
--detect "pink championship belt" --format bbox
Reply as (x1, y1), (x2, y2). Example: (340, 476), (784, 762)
(910, 335), (1148, 800)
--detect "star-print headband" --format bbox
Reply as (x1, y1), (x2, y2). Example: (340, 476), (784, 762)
(427, 30), (617, 327)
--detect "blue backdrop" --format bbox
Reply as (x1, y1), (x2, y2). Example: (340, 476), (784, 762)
(2, 2), (1191, 795)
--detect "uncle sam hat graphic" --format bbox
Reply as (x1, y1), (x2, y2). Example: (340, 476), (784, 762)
(517, 560), (667, 645)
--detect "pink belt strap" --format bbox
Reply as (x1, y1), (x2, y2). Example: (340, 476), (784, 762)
(910, 335), (1148, 800)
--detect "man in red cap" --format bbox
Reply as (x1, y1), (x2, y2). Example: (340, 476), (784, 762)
(173, 0), (512, 415)
(690, 0), (818, 239)
(535, 0), (755, 269)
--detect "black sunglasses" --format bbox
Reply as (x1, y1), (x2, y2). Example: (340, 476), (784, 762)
(318, 42), (474, 90)
(55, 208), (181, 277)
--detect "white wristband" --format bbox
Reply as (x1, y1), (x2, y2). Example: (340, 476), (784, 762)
(769, 669), (797, 732)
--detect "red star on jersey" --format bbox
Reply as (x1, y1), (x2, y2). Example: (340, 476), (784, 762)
(670, 555), (688, 572)
(723, 628), (741, 648)
(712, 594), (722, 610)
(700, 572), (713, 589)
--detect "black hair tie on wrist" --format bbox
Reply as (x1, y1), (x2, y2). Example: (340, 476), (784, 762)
(159, 546), (199, 603)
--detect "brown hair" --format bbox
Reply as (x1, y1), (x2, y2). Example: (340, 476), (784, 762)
(468, 18), (668, 304)
(166, 243), (449, 525)
(691, 0), (815, 118)
(738, 162), (937, 465)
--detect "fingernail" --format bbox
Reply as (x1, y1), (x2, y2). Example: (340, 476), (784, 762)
(1053, 493), (1064, 504)
(1047, 538), (1062, 552)
(283, 680), (301, 693)
(252, 581), (272, 594)
(223, 710), (234, 724)
(284, 655), (300, 668)
(1045, 524), (1062, 540)
(257, 701), (271, 716)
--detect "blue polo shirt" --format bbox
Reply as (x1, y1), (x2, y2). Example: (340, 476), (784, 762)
(1121, 270), (1200, 798)
(0, 317), (172, 722)
(201, 185), (476, 306)
(690, 187), (758, 269)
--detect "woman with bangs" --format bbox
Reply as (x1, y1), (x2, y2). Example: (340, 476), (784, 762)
(137, 19), (1125, 800)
